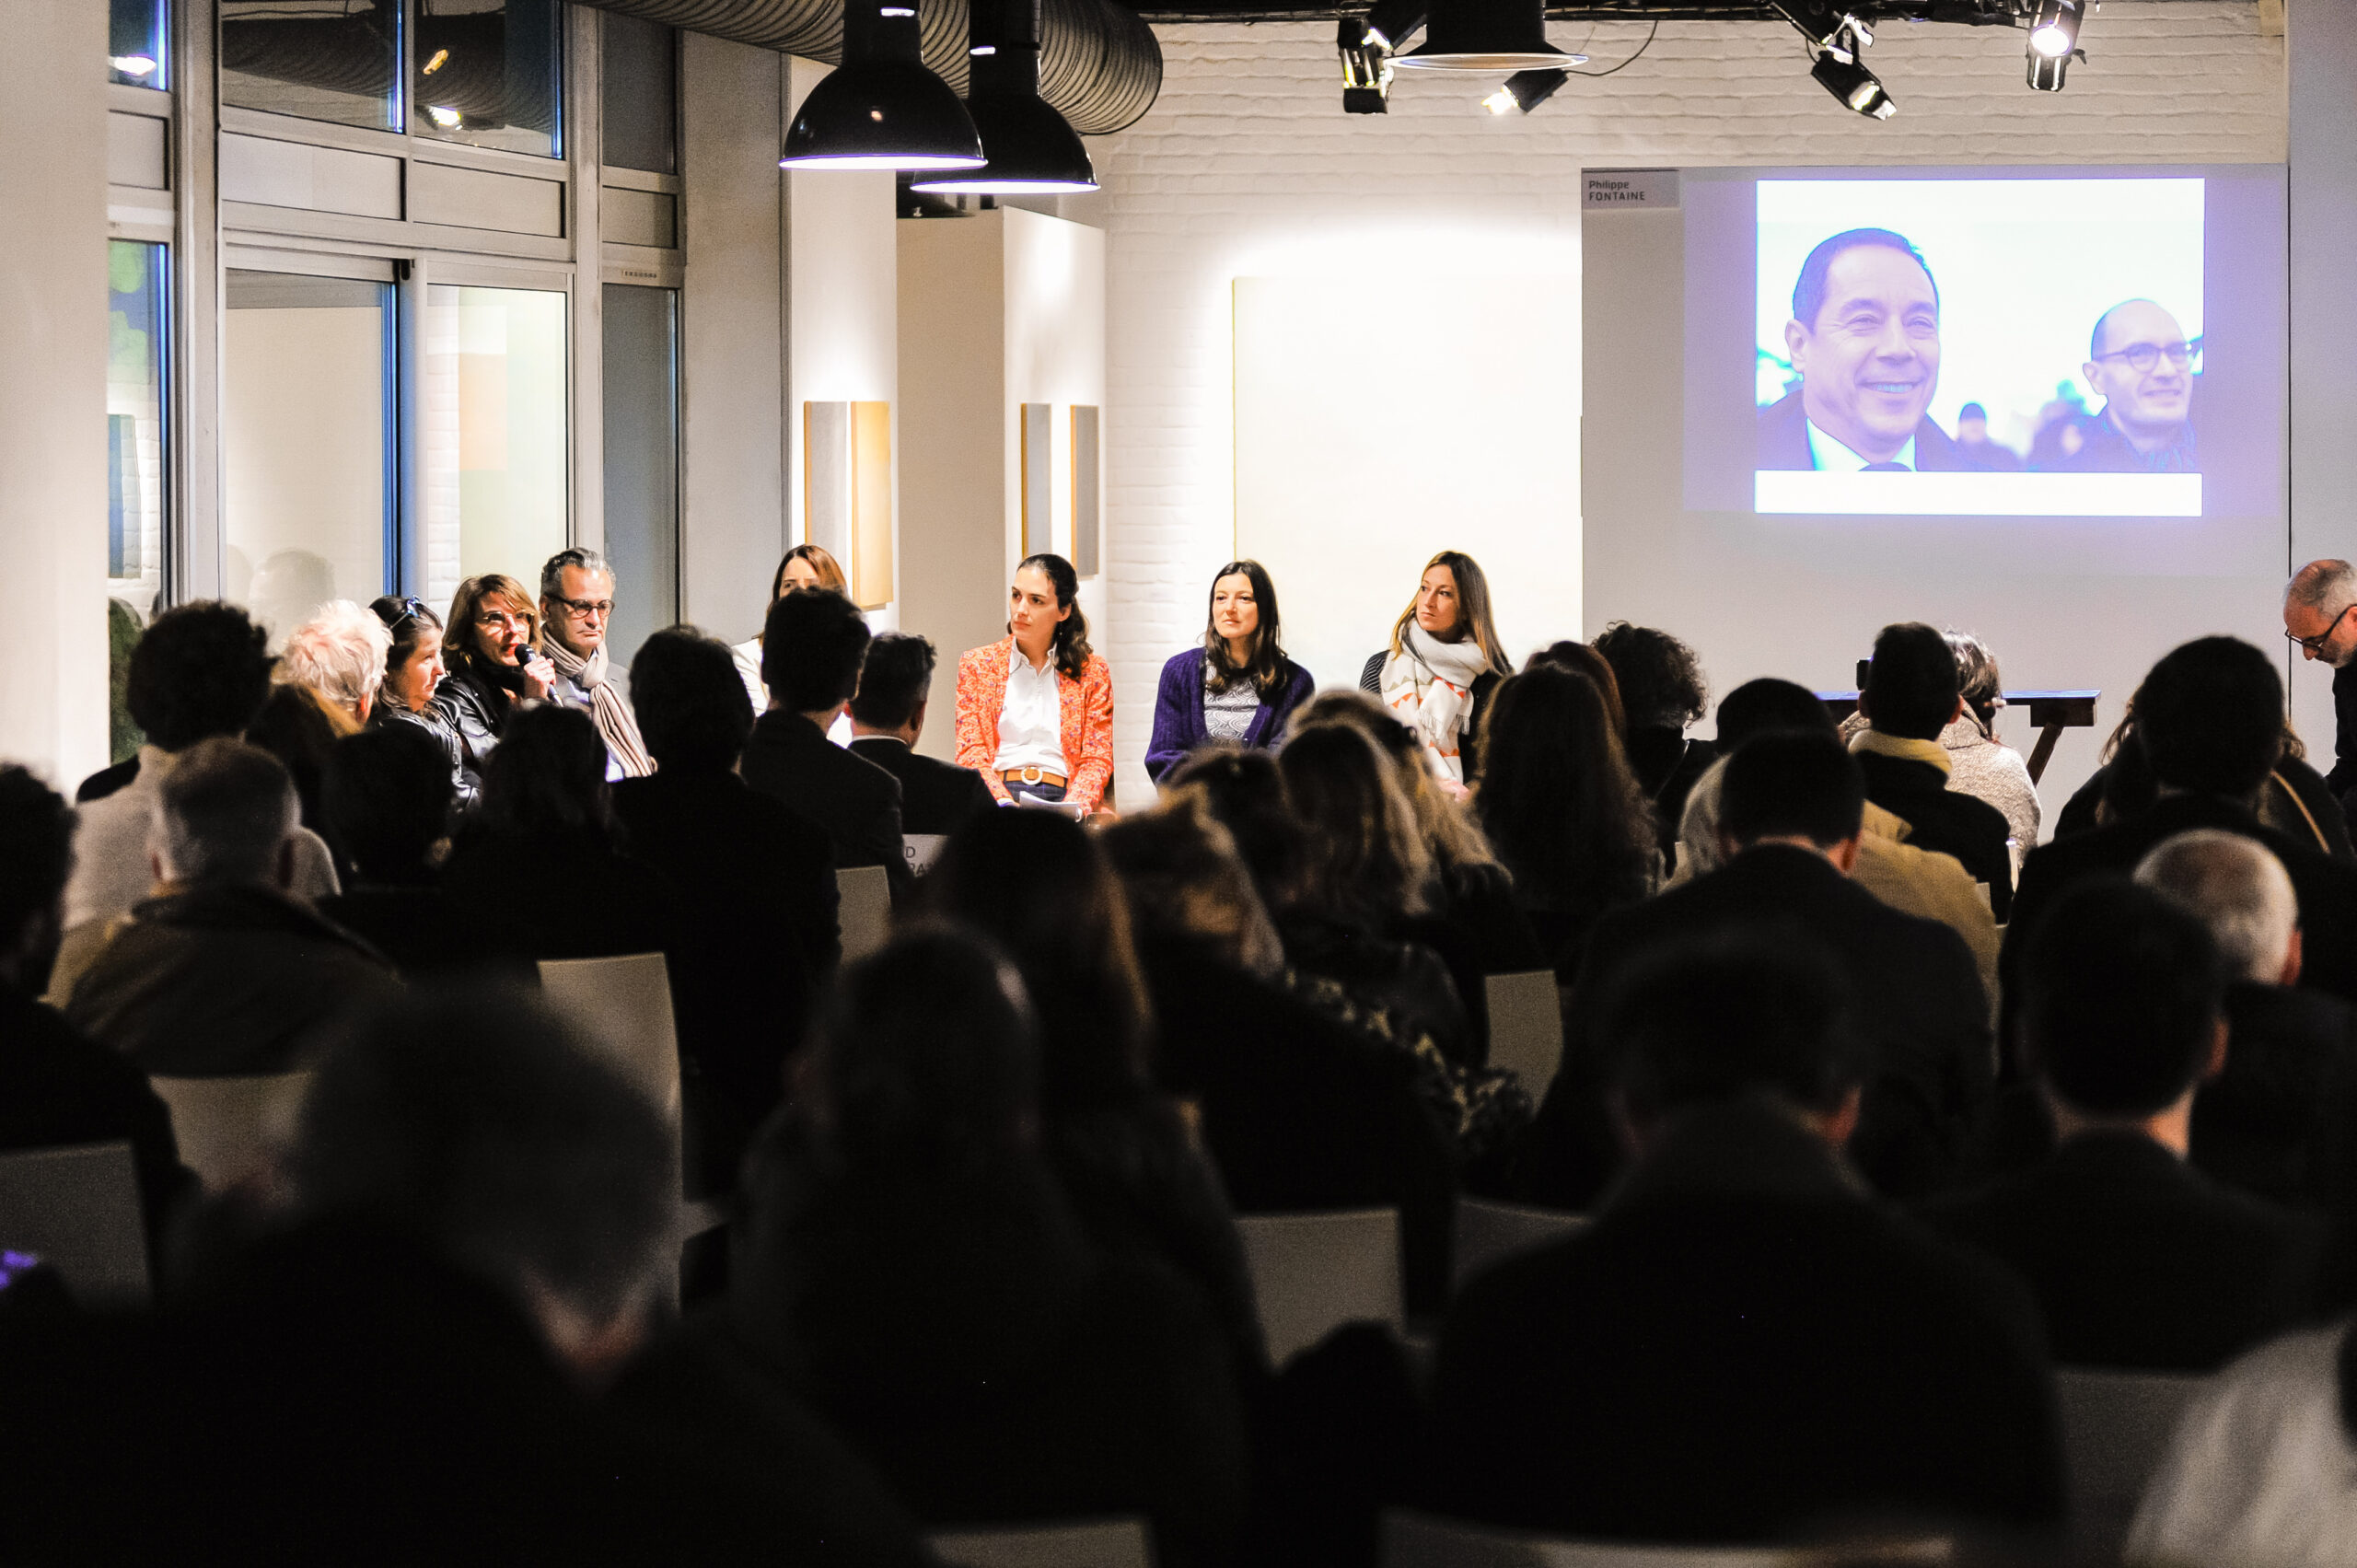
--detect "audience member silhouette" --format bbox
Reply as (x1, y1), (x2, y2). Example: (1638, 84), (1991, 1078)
(1433, 935), (2061, 1541)
(847, 632), (996, 837)
(1167, 745), (1303, 919)
(1922, 877), (2324, 1370)
(1852, 621), (2016, 921)
(65, 738), (392, 1076)
(314, 723), (478, 981)
(1592, 621), (1715, 854)
(1523, 730), (1991, 1208)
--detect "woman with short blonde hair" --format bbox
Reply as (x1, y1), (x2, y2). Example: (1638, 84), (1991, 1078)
(278, 599), (391, 725)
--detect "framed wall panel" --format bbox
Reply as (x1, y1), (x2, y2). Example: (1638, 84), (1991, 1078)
(851, 401), (892, 610)
(1071, 403), (1099, 577)
(1020, 401), (1051, 558)
(805, 400), (852, 565)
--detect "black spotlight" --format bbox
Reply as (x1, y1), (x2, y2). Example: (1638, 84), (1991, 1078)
(1775, 4), (1896, 120)
(1339, 15), (1395, 113)
(2026, 0), (2091, 91)
(1392, 0), (1584, 74)
(1481, 67), (1569, 115)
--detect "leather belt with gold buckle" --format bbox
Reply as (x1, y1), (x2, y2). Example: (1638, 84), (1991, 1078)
(1002, 767), (1066, 788)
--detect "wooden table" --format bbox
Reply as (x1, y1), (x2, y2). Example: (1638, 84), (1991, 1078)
(1817, 690), (2101, 786)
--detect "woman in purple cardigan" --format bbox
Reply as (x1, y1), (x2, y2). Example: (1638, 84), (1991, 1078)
(1146, 560), (1315, 783)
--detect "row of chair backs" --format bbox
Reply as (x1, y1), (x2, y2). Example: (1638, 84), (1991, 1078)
(929, 1517), (1154, 1568)
(1483, 970), (1564, 1094)
(151, 1071), (313, 1193)
(1379, 1512), (1953, 1568)
(0, 1140), (150, 1307)
(537, 951), (681, 1121)
(838, 864), (893, 964)
(1237, 1207), (1404, 1365)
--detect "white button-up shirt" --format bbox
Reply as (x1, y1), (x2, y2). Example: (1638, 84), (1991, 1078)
(993, 650), (1069, 777)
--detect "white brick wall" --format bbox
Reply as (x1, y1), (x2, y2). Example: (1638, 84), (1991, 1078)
(1085, 3), (2285, 795)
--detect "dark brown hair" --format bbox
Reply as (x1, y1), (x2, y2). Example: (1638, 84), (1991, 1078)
(1202, 560), (1290, 699)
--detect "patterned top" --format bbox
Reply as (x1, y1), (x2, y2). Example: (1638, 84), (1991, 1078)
(1202, 679), (1260, 743)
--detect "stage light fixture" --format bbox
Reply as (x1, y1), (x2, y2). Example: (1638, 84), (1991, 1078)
(1338, 15), (1397, 113)
(781, 0), (985, 171)
(1774, 4), (1896, 120)
(912, 0), (1096, 192)
(1481, 66), (1570, 114)
(2025, 0), (2090, 90)
(1361, 0), (1427, 54)
(1393, 0), (1585, 74)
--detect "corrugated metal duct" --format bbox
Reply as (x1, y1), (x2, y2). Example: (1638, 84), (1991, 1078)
(577, 0), (1162, 134)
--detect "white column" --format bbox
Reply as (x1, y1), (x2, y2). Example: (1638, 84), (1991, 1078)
(2289, 0), (2357, 749)
(0, 1), (110, 788)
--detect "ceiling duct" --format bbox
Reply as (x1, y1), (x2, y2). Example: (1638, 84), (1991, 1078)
(578, 0), (1161, 134)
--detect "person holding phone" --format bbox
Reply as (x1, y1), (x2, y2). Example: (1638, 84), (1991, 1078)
(955, 553), (1115, 816)
(1144, 560), (1314, 784)
(430, 573), (555, 779)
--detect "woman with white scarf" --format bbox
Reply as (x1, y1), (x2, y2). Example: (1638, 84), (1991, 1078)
(1358, 551), (1515, 796)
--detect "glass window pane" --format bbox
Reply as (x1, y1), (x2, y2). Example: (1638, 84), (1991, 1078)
(601, 285), (679, 668)
(110, 0), (168, 89)
(600, 12), (675, 175)
(223, 271), (394, 643)
(416, 0), (563, 159)
(108, 242), (168, 621)
(424, 285), (568, 613)
(223, 0), (401, 134)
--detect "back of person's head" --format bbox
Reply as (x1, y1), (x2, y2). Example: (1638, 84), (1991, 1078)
(848, 631), (936, 731)
(760, 587), (870, 713)
(1862, 621), (1959, 741)
(277, 600), (391, 721)
(0, 767), (74, 985)
(1945, 629), (2003, 727)
(126, 601), (274, 752)
(245, 681), (355, 808)
(2021, 878), (2226, 1118)
(1276, 720), (1432, 926)
(2135, 636), (2283, 797)
(325, 726), (454, 885)
(1099, 794), (1285, 977)
(481, 704), (608, 836)
(152, 737), (297, 888)
(1524, 641), (1629, 736)
(628, 626), (752, 772)
(1715, 678), (1840, 750)
(2134, 829), (2298, 986)
(1167, 745), (1303, 908)
(1720, 730), (1865, 851)
(1293, 688), (1497, 873)
(1472, 664), (1655, 906)
(1604, 935), (1864, 1131)
(923, 808), (1151, 1105)
(288, 984), (675, 1349)
(1593, 622), (1708, 731)
(808, 929), (1040, 1179)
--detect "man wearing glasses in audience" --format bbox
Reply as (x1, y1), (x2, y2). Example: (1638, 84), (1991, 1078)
(2285, 559), (2357, 809)
(539, 548), (654, 779)
(2046, 299), (2200, 473)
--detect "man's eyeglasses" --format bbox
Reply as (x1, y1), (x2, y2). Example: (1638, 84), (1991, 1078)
(549, 595), (614, 621)
(2092, 340), (2197, 375)
(2289, 603), (2356, 655)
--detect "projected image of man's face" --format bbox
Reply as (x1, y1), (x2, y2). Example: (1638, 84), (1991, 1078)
(1785, 243), (1941, 465)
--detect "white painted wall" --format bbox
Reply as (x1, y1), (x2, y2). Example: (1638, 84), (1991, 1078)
(0, 0), (110, 787)
(1086, 2), (2287, 801)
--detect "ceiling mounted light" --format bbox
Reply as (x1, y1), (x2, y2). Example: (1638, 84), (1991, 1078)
(781, 0), (985, 171)
(1481, 66), (1571, 115)
(2025, 0), (2091, 90)
(911, 0), (1095, 193)
(1393, 0), (1585, 75)
(1339, 15), (1397, 113)
(1774, 3), (1896, 120)
(425, 104), (464, 128)
(109, 54), (158, 78)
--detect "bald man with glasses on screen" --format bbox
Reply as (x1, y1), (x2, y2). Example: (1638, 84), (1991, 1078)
(2286, 560), (2357, 807)
(2044, 299), (2200, 474)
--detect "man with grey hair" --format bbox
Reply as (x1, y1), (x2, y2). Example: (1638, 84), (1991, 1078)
(2283, 558), (2357, 802)
(64, 738), (393, 1076)
(539, 546), (652, 778)
(2138, 828), (2357, 1214)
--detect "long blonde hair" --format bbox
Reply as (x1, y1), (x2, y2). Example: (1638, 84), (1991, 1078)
(1387, 551), (1511, 677)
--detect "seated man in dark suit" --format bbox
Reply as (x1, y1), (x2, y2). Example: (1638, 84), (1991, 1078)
(2006, 636), (2357, 1013)
(847, 631), (995, 841)
(738, 587), (911, 903)
(1522, 730), (1991, 1208)
(613, 628), (837, 1191)
(1922, 878), (2324, 1371)
(1435, 936), (2061, 1542)
(1851, 621), (2014, 921)
(2134, 830), (2357, 1218)
(1756, 227), (1976, 473)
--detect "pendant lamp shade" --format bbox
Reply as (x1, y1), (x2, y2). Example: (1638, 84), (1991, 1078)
(781, 0), (984, 170)
(911, 0), (1097, 192)
(1392, 0), (1582, 73)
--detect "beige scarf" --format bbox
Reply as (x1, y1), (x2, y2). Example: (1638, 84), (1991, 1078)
(544, 639), (656, 778)
(1380, 624), (1493, 784)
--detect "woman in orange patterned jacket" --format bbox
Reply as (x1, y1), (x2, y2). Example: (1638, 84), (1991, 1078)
(955, 553), (1115, 816)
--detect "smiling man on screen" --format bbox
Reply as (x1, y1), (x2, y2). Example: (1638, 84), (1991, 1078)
(2041, 299), (2200, 474)
(1759, 227), (1975, 473)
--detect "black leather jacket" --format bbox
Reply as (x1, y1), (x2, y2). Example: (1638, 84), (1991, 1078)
(375, 700), (482, 814)
(425, 662), (515, 787)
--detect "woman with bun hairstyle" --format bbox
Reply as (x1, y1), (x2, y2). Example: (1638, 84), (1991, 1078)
(955, 553), (1115, 815)
(1144, 560), (1313, 784)
(1359, 550), (1514, 792)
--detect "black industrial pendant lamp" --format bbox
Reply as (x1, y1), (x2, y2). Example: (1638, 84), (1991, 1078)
(912, 0), (1097, 193)
(780, 0), (985, 171)
(1390, 0), (1582, 74)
